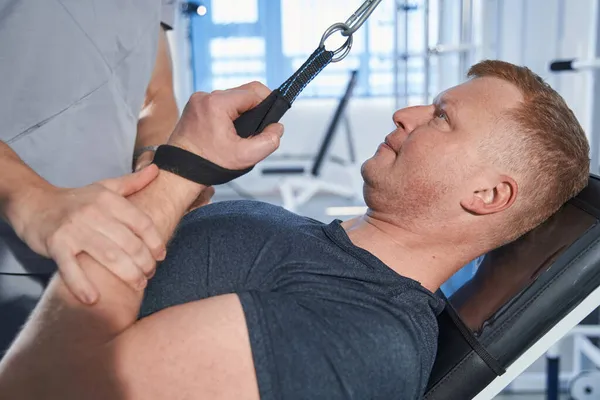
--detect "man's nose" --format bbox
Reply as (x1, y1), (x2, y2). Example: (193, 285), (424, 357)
(392, 105), (434, 133)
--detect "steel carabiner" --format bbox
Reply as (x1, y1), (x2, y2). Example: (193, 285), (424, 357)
(318, 0), (383, 62)
(341, 0), (384, 37)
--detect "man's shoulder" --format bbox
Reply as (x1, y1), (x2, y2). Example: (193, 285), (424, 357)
(243, 288), (439, 399)
(183, 200), (314, 224)
(178, 200), (322, 236)
(326, 293), (440, 398)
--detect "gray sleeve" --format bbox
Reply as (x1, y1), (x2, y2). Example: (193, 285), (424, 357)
(161, 0), (176, 30)
(239, 291), (431, 400)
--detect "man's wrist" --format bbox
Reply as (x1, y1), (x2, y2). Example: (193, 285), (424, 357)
(129, 168), (206, 241)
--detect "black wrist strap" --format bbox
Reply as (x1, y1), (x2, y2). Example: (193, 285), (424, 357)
(154, 47), (335, 185)
(152, 145), (253, 186)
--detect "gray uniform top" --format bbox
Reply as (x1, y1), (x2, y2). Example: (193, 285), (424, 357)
(0, 0), (176, 274)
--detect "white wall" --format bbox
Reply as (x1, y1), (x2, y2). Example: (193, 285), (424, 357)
(483, 0), (599, 141)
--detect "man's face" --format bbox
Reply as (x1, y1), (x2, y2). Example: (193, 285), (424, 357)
(361, 77), (523, 220)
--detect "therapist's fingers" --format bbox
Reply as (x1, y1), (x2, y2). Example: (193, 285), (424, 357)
(83, 213), (156, 278)
(79, 227), (148, 291)
(49, 238), (99, 305)
(100, 164), (159, 198)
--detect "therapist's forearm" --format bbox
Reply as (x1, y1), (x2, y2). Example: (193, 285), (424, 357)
(0, 170), (206, 396)
(133, 93), (178, 172)
(133, 27), (179, 171)
(0, 141), (53, 233)
(52, 170), (205, 333)
(4, 171), (204, 343)
(135, 92), (178, 150)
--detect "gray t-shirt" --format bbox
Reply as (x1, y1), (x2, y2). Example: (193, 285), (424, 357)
(0, 0), (175, 274)
(141, 201), (445, 399)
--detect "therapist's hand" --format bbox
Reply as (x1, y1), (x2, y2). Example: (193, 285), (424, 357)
(168, 82), (284, 170)
(15, 165), (166, 304)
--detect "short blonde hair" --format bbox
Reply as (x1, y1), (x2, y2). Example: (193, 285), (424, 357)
(468, 60), (590, 239)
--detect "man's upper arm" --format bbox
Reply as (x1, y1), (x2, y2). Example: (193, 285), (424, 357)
(143, 27), (175, 110)
(110, 294), (260, 400)
(114, 289), (431, 400)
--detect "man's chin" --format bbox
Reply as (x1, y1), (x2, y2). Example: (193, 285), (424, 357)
(360, 160), (379, 188)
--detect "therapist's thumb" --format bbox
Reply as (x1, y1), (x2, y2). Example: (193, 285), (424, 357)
(241, 123), (284, 165)
(100, 164), (160, 196)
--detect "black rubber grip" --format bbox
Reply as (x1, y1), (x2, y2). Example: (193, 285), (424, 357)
(550, 59), (575, 71)
(233, 89), (291, 138)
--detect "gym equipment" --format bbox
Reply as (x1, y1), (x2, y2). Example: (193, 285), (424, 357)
(569, 370), (600, 399)
(232, 0), (382, 139)
(260, 70), (361, 212)
(156, 1), (383, 187)
(425, 174), (600, 399)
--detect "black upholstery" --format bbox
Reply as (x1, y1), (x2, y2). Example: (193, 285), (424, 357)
(425, 174), (600, 399)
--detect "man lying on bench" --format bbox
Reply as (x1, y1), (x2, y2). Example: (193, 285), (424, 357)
(0, 60), (590, 400)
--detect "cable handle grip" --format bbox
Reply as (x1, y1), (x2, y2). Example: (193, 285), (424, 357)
(233, 90), (291, 138)
(233, 47), (335, 138)
(550, 59), (575, 72)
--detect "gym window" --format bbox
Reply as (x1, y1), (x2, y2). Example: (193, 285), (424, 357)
(189, 0), (437, 98)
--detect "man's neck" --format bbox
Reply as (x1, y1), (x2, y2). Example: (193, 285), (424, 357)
(341, 212), (480, 292)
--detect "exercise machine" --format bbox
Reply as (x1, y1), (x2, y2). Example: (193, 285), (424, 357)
(425, 174), (600, 399)
(260, 70), (361, 212)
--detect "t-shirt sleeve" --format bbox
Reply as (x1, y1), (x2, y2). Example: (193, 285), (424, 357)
(161, 0), (176, 30)
(238, 290), (434, 400)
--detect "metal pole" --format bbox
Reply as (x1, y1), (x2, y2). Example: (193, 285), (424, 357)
(496, 0), (504, 60)
(423, 0), (430, 104)
(519, 0), (528, 66)
(403, 2), (409, 106)
(545, 344), (561, 400)
(437, 0), (445, 94)
(393, 0), (400, 109)
(553, 0), (566, 93)
(459, 0), (473, 77)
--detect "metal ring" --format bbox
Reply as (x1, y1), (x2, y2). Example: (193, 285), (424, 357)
(319, 23), (354, 63)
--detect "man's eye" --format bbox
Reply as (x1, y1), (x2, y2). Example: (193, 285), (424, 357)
(436, 110), (448, 121)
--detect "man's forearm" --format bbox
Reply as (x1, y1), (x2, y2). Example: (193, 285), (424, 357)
(0, 170), (205, 388)
(0, 141), (52, 233)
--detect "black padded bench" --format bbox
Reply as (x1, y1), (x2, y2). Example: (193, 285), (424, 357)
(425, 174), (600, 399)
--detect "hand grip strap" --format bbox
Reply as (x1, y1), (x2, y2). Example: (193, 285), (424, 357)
(154, 46), (335, 185)
(234, 46), (334, 138)
(153, 145), (253, 186)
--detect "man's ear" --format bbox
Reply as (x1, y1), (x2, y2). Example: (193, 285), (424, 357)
(460, 175), (518, 215)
